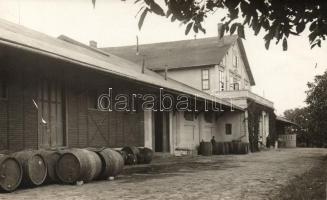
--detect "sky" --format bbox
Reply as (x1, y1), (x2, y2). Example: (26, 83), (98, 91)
(0, 0), (326, 115)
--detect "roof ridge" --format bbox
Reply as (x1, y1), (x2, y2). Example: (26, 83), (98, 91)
(102, 35), (239, 49)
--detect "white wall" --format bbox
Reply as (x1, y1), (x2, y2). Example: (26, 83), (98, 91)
(214, 111), (248, 142)
(144, 110), (153, 149)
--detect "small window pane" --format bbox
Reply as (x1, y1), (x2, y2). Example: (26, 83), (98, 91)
(202, 69), (209, 79)
(226, 124), (232, 135)
(202, 80), (209, 90)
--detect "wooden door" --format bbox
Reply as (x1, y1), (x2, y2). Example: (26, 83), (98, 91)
(154, 112), (170, 152)
(38, 79), (64, 148)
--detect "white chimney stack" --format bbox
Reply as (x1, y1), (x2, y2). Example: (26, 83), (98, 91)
(89, 40), (97, 48)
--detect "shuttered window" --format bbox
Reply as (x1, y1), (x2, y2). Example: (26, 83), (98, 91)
(225, 123), (232, 135)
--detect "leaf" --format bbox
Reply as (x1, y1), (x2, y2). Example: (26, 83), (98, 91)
(138, 8), (148, 30)
(185, 22), (193, 35)
(282, 37), (288, 51)
(198, 23), (206, 34)
(230, 23), (238, 35)
(171, 15), (177, 22)
(148, 0), (165, 16)
(237, 24), (245, 39)
(296, 22), (306, 34)
(193, 24), (199, 33)
(219, 24), (225, 39)
(92, 0), (96, 8)
(265, 39), (271, 50)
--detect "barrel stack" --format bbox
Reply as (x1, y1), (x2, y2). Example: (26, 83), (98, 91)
(12, 150), (47, 187)
(56, 148), (102, 184)
(0, 154), (22, 192)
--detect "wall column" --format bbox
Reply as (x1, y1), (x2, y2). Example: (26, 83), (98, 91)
(144, 110), (153, 149)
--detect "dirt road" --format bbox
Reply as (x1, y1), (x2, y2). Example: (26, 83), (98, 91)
(1, 148), (326, 200)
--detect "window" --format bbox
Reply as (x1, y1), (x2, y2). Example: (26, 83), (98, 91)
(233, 55), (238, 68)
(244, 80), (249, 89)
(233, 77), (239, 91)
(0, 81), (8, 100)
(225, 124), (232, 135)
(229, 74), (234, 90)
(234, 82), (240, 90)
(204, 112), (213, 123)
(201, 69), (210, 90)
(184, 111), (194, 121)
(219, 70), (225, 91)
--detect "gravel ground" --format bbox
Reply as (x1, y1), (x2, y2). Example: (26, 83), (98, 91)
(1, 148), (326, 200)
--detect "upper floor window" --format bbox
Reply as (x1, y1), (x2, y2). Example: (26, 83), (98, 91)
(229, 76), (240, 91)
(233, 55), (238, 68)
(225, 123), (232, 135)
(233, 77), (239, 91)
(244, 79), (249, 89)
(0, 80), (8, 100)
(219, 70), (225, 91)
(201, 69), (210, 90)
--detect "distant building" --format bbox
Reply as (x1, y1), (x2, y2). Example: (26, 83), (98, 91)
(103, 27), (277, 152)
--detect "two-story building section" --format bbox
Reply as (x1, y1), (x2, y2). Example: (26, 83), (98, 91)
(103, 32), (277, 152)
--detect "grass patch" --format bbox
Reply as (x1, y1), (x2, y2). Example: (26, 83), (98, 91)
(273, 156), (327, 200)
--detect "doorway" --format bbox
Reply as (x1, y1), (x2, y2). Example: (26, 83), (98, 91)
(154, 111), (170, 152)
(38, 79), (65, 148)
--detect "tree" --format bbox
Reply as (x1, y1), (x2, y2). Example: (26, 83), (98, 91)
(93, 0), (327, 50)
(305, 70), (327, 147)
(284, 108), (310, 147)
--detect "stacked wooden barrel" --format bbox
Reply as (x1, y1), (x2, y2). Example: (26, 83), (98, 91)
(39, 150), (61, 183)
(137, 147), (154, 164)
(94, 148), (124, 179)
(199, 141), (212, 156)
(0, 154), (22, 192)
(56, 149), (102, 184)
(212, 142), (250, 155)
(12, 150), (47, 187)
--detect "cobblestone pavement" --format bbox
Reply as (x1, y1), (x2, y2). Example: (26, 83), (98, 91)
(1, 148), (326, 200)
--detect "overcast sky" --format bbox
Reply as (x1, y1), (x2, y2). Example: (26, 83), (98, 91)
(0, 0), (326, 115)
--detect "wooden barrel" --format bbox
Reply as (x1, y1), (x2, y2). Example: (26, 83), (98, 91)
(137, 147), (154, 164)
(56, 149), (102, 184)
(95, 148), (124, 179)
(223, 142), (230, 154)
(125, 153), (137, 165)
(230, 142), (237, 154)
(199, 142), (212, 156)
(213, 142), (224, 155)
(122, 146), (139, 157)
(240, 143), (249, 154)
(0, 154), (22, 192)
(116, 150), (127, 165)
(12, 150), (47, 187)
(122, 146), (140, 164)
(39, 150), (61, 183)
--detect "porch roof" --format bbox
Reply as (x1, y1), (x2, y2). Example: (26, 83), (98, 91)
(0, 18), (243, 111)
(276, 116), (299, 127)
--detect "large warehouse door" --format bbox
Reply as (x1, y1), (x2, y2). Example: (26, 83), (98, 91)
(38, 79), (64, 148)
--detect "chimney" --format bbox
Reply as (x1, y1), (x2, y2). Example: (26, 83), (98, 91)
(217, 23), (224, 46)
(89, 40), (97, 48)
